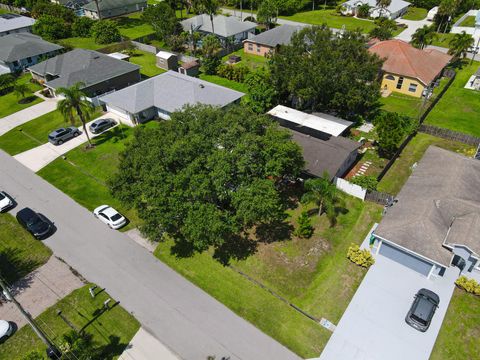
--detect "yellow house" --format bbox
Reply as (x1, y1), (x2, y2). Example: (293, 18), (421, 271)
(368, 40), (452, 98)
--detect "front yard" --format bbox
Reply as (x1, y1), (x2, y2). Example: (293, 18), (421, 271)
(430, 288), (480, 360)
(0, 73), (43, 119)
(401, 7), (428, 20)
(0, 284), (140, 359)
(0, 213), (52, 284)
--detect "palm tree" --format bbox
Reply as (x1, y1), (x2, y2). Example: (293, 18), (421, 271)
(376, 0), (391, 18)
(301, 172), (339, 218)
(199, 0), (219, 34)
(410, 25), (437, 49)
(92, 0), (102, 20)
(13, 83), (29, 102)
(436, 0), (457, 33)
(56, 82), (95, 147)
(448, 31), (474, 60)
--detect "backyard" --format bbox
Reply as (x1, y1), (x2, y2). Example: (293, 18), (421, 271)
(401, 7), (428, 21)
(0, 73), (43, 119)
(0, 285), (140, 359)
(430, 288), (480, 360)
(129, 50), (166, 77)
(0, 213), (52, 284)
(221, 48), (269, 71)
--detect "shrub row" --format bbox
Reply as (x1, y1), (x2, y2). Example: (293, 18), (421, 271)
(455, 276), (480, 296)
(217, 64), (251, 83)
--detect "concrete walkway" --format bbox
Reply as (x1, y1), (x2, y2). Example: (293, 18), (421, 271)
(14, 113), (122, 172)
(119, 328), (180, 360)
(0, 257), (84, 329)
(0, 99), (58, 136)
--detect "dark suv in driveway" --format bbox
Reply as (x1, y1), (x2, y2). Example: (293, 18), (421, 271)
(405, 288), (440, 332)
(16, 207), (53, 239)
(48, 127), (80, 145)
(89, 118), (116, 134)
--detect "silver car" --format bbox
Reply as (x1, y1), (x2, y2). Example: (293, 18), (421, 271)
(48, 127), (80, 145)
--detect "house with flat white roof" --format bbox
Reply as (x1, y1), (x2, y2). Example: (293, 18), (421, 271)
(342, 0), (411, 19)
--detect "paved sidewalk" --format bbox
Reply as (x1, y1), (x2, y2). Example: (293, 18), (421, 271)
(14, 113), (122, 172)
(120, 328), (180, 360)
(0, 257), (84, 329)
(0, 99), (58, 136)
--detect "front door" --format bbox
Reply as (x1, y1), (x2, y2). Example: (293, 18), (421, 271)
(452, 255), (466, 271)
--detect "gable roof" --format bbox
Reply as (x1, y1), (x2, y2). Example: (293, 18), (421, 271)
(82, 0), (146, 11)
(245, 24), (305, 47)
(0, 33), (62, 62)
(375, 146), (480, 266)
(100, 71), (244, 114)
(0, 13), (35, 34)
(368, 39), (452, 86)
(28, 48), (140, 90)
(181, 14), (256, 38)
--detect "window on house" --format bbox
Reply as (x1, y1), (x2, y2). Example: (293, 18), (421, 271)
(248, 44), (253, 51)
(396, 77), (404, 89)
(385, 74), (395, 80)
(13, 61), (19, 67)
(257, 45), (261, 53)
(408, 83), (418, 92)
(27, 57), (32, 63)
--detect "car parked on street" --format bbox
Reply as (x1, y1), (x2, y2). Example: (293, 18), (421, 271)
(89, 118), (116, 134)
(405, 288), (440, 332)
(48, 127), (80, 145)
(0, 191), (13, 212)
(0, 320), (13, 340)
(93, 205), (127, 229)
(16, 207), (53, 239)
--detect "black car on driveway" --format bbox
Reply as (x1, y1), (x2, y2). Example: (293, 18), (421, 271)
(48, 127), (80, 145)
(89, 118), (116, 134)
(16, 207), (53, 239)
(405, 288), (440, 332)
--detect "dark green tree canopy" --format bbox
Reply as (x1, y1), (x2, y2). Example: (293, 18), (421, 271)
(269, 26), (383, 121)
(33, 15), (71, 41)
(141, 3), (181, 43)
(91, 20), (121, 44)
(110, 105), (304, 261)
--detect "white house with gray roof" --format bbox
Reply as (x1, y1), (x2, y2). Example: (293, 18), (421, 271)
(372, 146), (480, 280)
(342, 0), (410, 19)
(100, 71), (244, 125)
(0, 13), (35, 37)
(0, 33), (63, 74)
(181, 14), (257, 45)
(28, 48), (140, 99)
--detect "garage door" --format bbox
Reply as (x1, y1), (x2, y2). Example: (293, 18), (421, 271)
(379, 242), (433, 276)
(106, 105), (129, 120)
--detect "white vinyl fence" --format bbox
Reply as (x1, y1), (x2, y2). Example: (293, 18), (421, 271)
(334, 177), (367, 200)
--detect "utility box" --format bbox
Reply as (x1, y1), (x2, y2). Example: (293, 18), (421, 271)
(156, 51), (178, 71)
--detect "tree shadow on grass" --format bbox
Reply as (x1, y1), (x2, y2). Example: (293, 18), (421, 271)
(18, 96), (37, 104)
(114, 17), (145, 29)
(0, 247), (43, 286)
(97, 335), (130, 360)
(213, 234), (257, 265)
(255, 220), (293, 244)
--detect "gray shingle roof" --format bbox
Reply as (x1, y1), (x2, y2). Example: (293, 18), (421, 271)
(375, 146), (480, 266)
(0, 13), (35, 34)
(28, 48), (140, 90)
(181, 14), (256, 38)
(82, 0), (146, 11)
(0, 33), (62, 62)
(288, 129), (360, 179)
(100, 71), (244, 114)
(245, 24), (305, 47)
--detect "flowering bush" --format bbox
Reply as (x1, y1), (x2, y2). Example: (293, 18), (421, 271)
(347, 243), (375, 268)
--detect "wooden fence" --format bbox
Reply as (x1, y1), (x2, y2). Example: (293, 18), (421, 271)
(365, 190), (394, 206)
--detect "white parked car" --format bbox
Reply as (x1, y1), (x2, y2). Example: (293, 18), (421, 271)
(0, 320), (13, 339)
(93, 205), (127, 229)
(0, 191), (13, 212)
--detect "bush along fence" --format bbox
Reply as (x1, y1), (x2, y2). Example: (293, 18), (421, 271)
(419, 124), (480, 147)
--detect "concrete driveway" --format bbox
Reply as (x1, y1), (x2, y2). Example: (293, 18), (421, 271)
(119, 328), (180, 360)
(13, 113), (121, 172)
(395, 18), (430, 42)
(319, 255), (458, 360)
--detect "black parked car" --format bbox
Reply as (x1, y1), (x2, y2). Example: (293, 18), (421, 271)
(89, 118), (116, 134)
(16, 208), (52, 239)
(48, 127), (80, 145)
(405, 288), (440, 332)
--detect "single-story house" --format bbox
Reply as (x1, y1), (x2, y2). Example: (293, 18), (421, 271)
(181, 14), (257, 45)
(0, 13), (35, 37)
(372, 146), (480, 280)
(82, 0), (147, 20)
(342, 0), (410, 19)
(368, 39), (452, 98)
(28, 48), (141, 99)
(243, 24), (305, 56)
(268, 106), (359, 179)
(0, 33), (63, 74)
(100, 71), (244, 125)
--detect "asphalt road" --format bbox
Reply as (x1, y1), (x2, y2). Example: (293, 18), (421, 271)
(0, 150), (300, 360)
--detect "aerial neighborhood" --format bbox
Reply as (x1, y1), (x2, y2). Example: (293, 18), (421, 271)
(0, 0), (479, 359)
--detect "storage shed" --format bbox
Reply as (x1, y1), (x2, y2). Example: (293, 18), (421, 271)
(156, 51), (178, 71)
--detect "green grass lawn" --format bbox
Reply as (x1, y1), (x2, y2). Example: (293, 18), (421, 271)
(114, 12), (155, 40)
(380, 93), (423, 119)
(156, 196), (382, 357)
(0, 284), (140, 359)
(199, 73), (249, 93)
(0, 213), (52, 284)
(425, 61), (480, 137)
(0, 73), (43, 119)
(430, 288), (480, 360)
(402, 7), (428, 20)
(129, 50), (166, 77)
(279, 9), (377, 32)
(222, 48), (268, 71)
(459, 16), (477, 27)
(431, 32), (455, 47)
(58, 37), (113, 50)
(0, 108), (103, 156)
(377, 133), (475, 195)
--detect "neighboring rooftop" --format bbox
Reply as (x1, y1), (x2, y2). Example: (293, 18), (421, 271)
(245, 24), (305, 47)
(288, 129), (360, 179)
(28, 48), (140, 90)
(343, 0), (411, 14)
(181, 14), (256, 38)
(0, 33), (62, 62)
(82, 0), (145, 11)
(156, 51), (176, 59)
(0, 13), (35, 34)
(100, 71), (244, 114)
(268, 105), (353, 137)
(375, 146), (480, 266)
(369, 39), (452, 86)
